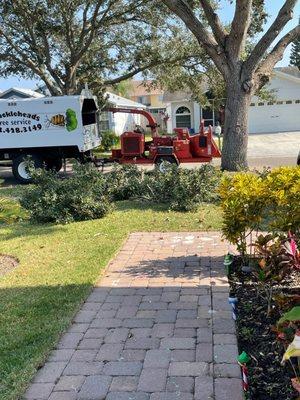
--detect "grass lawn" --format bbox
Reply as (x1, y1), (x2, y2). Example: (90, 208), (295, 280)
(0, 195), (223, 400)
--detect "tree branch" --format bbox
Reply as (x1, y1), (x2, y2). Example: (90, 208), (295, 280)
(255, 25), (300, 88)
(199, 0), (227, 46)
(226, 0), (253, 60)
(245, 0), (298, 73)
(103, 62), (159, 85)
(162, 0), (229, 76)
(104, 50), (192, 86)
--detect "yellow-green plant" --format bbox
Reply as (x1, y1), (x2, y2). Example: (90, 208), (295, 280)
(220, 167), (300, 256)
(265, 167), (300, 235)
(219, 172), (266, 257)
(277, 307), (300, 395)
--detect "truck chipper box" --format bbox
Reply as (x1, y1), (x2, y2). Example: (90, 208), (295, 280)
(0, 93), (101, 182)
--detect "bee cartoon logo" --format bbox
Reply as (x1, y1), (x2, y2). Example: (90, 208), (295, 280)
(45, 109), (78, 132)
(46, 114), (66, 128)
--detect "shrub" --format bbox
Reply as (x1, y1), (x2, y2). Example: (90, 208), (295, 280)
(251, 233), (300, 314)
(105, 164), (143, 201)
(219, 172), (266, 256)
(265, 167), (300, 235)
(143, 164), (221, 211)
(219, 167), (300, 255)
(99, 130), (119, 152)
(20, 163), (112, 223)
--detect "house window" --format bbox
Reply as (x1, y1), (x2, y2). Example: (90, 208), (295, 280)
(250, 103), (255, 106)
(286, 100), (293, 105)
(267, 102), (274, 106)
(277, 101), (284, 105)
(175, 106), (191, 128)
(99, 111), (110, 131)
(295, 100), (300, 104)
(258, 102), (264, 106)
(137, 96), (151, 106)
(151, 108), (166, 114)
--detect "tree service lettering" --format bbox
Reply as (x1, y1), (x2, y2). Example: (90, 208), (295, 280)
(0, 111), (40, 121)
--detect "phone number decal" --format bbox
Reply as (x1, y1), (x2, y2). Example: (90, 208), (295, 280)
(0, 124), (42, 134)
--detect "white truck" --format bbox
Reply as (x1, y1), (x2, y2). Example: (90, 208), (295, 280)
(0, 92), (101, 182)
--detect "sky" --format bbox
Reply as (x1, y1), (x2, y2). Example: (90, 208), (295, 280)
(0, 0), (299, 91)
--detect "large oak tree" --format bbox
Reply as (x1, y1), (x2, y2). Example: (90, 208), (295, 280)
(0, 0), (177, 97)
(161, 0), (300, 170)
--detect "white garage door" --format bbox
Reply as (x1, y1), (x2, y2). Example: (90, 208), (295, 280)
(249, 100), (300, 133)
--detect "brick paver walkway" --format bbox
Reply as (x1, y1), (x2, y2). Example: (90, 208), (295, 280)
(24, 232), (242, 400)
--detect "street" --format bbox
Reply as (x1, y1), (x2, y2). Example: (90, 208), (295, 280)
(1, 131), (299, 186)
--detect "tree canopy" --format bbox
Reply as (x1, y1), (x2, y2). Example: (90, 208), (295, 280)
(0, 0), (181, 96)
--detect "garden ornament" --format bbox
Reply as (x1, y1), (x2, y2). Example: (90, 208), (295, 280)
(224, 253), (233, 275)
(228, 296), (238, 320)
(223, 253), (233, 266)
(238, 351), (250, 392)
(241, 265), (252, 273)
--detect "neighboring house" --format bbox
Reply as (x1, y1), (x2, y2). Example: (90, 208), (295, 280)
(249, 67), (300, 133)
(0, 87), (44, 99)
(101, 92), (147, 135)
(129, 80), (165, 113)
(163, 90), (203, 135)
(162, 67), (300, 134)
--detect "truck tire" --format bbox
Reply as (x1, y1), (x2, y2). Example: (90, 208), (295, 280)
(12, 154), (43, 184)
(155, 156), (178, 173)
(45, 157), (63, 172)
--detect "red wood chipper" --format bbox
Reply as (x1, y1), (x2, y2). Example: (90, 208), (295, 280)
(103, 107), (221, 170)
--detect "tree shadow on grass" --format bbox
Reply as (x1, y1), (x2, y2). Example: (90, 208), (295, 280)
(0, 221), (67, 242)
(0, 283), (92, 400)
(115, 200), (172, 213)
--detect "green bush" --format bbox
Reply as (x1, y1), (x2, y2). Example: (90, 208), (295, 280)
(105, 164), (143, 201)
(20, 163), (112, 223)
(143, 164), (222, 211)
(219, 172), (266, 255)
(219, 166), (300, 253)
(104, 163), (221, 211)
(265, 167), (300, 234)
(100, 130), (119, 152)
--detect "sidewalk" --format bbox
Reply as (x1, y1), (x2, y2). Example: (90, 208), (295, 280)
(24, 232), (242, 400)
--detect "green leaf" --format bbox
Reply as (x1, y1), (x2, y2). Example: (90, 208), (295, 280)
(278, 306), (300, 325)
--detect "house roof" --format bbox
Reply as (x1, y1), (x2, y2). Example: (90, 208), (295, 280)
(130, 80), (164, 97)
(274, 66), (300, 79)
(0, 87), (44, 98)
(106, 91), (147, 108)
(163, 79), (209, 103)
(163, 90), (193, 102)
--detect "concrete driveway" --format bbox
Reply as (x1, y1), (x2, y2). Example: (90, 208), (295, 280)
(248, 131), (299, 158)
(246, 131), (299, 169)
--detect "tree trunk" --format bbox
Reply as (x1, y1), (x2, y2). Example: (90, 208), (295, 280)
(221, 82), (252, 171)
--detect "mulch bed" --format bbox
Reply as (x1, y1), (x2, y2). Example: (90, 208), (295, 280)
(228, 257), (299, 400)
(0, 254), (19, 277)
